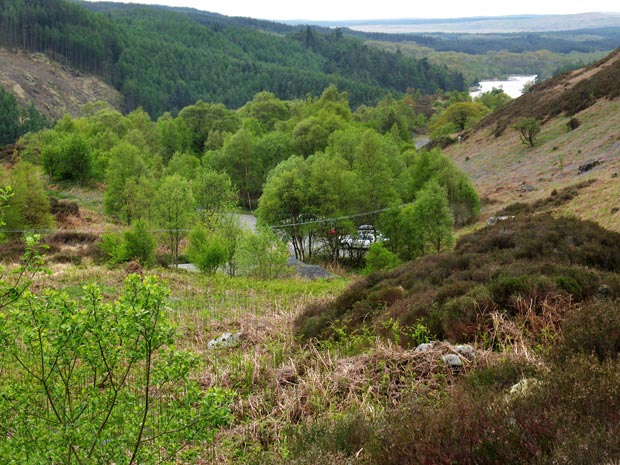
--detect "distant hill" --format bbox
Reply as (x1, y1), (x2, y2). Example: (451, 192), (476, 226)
(444, 49), (620, 232)
(0, 0), (465, 117)
(311, 12), (620, 34)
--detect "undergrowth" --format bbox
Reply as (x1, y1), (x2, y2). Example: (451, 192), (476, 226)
(295, 215), (620, 344)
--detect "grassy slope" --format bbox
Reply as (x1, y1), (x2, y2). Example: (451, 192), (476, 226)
(32, 262), (349, 463)
(444, 54), (620, 232)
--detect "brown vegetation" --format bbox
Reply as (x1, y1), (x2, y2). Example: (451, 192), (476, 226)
(478, 49), (620, 137)
(295, 215), (620, 344)
(0, 47), (123, 120)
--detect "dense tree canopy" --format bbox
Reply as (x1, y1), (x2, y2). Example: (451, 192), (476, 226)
(0, 0), (466, 117)
(12, 84), (479, 267)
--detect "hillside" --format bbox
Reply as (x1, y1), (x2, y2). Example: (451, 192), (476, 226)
(0, 0), (465, 117)
(444, 50), (620, 232)
(0, 47), (123, 120)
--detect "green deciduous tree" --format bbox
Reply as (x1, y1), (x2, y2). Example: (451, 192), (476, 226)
(429, 101), (490, 141)
(192, 168), (238, 224)
(404, 148), (480, 225)
(104, 142), (154, 225)
(0, 275), (232, 464)
(155, 112), (192, 162)
(257, 156), (310, 260)
(474, 88), (512, 111)
(514, 117), (541, 147)
(41, 132), (93, 183)
(178, 101), (241, 153)
(410, 179), (455, 255)
(215, 128), (261, 209)
(240, 91), (291, 132)
(1, 162), (54, 232)
(152, 175), (195, 267)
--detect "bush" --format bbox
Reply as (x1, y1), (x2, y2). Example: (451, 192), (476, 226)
(1, 162), (54, 233)
(99, 230), (126, 264)
(556, 300), (620, 362)
(99, 221), (156, 266)
(234, 226), (288, 279)
(123, 219), (156, 265)
(566, 117), (581, 131)
(0, 275), (233, 463)
(365, 242), (401, 273)
(187, 224), (229, 275)
(41, 133), (92, 183)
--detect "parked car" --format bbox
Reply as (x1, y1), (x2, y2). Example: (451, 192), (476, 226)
(340, 224), (384, 249)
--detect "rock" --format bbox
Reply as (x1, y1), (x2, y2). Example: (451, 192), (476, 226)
(507, 378), (540, 399)
(517, 181), (536, 193)
(487, 215), (514, 225)
(578, 159), (601, 174)
(442, 354), (463, 370)
(287, 257), (335, 280)
(208, 332), (242, 349)
(414, 342), (435, 352)
(454, 344), (476, 360)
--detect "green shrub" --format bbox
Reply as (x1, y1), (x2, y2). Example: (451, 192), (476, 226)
(99, 221), (156, 266)
(41, 133), (93, 183)
(123, 219), (156, 265)
(187, 224), (228, 275)
(1, 162), (54, 233)
(365, 242), (401, 273)
(234, 227), (288, 279)
(99, 230), (126, 264)
(0, 275), (233, 463)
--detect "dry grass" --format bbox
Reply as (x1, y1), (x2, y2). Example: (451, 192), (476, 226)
(447, 97), (620, 231)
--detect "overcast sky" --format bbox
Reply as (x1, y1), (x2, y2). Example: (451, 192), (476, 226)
(84, 0), (620, 21)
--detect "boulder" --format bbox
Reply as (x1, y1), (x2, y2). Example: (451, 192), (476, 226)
(208, 332), (242, 349)
(578, 159), (601, 174)
(414, 342), (435, 352)
(441, 354), (463, 370)
(454, 344), (476, 360)
(506, 378), (540, 401)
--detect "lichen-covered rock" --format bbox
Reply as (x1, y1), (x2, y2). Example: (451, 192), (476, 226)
(208, 332), (242, 349)
(441, 354), (463, 369)
(505, 378), (540, 401)
(414, 342), (435, 352)
(454, 344), (476, 360)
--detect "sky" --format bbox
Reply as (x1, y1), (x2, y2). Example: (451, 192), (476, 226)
(84, 0), (620, 21)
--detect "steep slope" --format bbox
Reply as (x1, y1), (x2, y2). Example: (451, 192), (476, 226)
(445, 50), (620, 232)
(0, 48), (123, 120)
